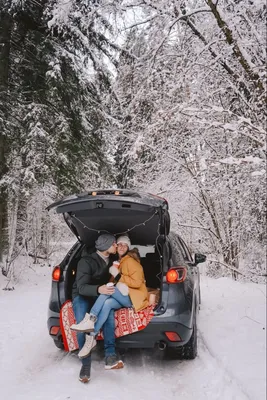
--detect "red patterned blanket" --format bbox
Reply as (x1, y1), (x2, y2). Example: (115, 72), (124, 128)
(60, 300), (154, 352)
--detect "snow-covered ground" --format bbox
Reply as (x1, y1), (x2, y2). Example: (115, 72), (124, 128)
(0, 253), (266, 400)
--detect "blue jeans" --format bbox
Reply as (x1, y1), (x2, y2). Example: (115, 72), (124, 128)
(72, 295), (117, 365)
(90, 287), (132, 335)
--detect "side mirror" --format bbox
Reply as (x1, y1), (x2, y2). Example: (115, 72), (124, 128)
(194, 253), (206, 265)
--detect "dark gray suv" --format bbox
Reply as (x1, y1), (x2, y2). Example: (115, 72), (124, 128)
(47, 189), (206, 359)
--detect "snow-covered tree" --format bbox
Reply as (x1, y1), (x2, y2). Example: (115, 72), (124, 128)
(0, 0), (119, 270)
(108, 0), (266, 278)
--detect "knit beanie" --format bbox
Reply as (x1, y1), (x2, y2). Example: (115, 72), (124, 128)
(95, 234), (116, 251)
(116, 235), (131, 248)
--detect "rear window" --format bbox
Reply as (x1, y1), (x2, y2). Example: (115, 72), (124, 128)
(130, 245), (155, 257)
(169, 232), (193, 265)
(178, 237), (193, 263)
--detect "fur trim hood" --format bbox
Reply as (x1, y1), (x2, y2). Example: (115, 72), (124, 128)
(127, 248), (141, 262)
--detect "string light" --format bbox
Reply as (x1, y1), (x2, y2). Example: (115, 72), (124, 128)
(72, 210), (165, 284)
(72, 211), (158, 236)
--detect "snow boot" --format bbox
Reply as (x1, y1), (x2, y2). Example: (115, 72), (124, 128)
(105, 354), (124, 370)
(70, 313), (97, 333)
(78, 334), (97, 359)
(79, 364), (91, 383)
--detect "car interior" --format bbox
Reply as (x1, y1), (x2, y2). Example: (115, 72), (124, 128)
(64, 238), (164, 303)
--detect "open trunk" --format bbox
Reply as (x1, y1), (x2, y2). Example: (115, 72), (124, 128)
(63, 241), (164, 309)
(48, 190), (170, 309)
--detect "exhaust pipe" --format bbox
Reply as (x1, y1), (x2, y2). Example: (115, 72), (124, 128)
(158, 341), (167, 350)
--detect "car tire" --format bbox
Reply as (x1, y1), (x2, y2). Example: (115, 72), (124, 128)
(53, 338), (64, 350)
(198, 285), (201, 310)
(182, 315), (198, 359)
(197, 272), (201, 309)
(166, 315), (198, 360)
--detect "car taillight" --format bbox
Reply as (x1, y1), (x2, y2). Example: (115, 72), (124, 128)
(52, 266), (61, 281)
(166, 267), (187, 283)
(165, 332), (182, 342)
(50, 326), (60, 336)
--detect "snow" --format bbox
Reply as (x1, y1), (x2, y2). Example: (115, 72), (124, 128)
(199, 277), (266, 400)
(251, 170), (265, 177)
(219, 156), (264, 165)
(47, 0), (73, 29)
(0, 254), (265, 400)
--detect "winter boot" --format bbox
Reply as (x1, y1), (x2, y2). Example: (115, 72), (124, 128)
(70, 313), (97, 333)
(79, 364), (91, 383)
(78, 334), (97, 359)
(105, 354), (124, 370)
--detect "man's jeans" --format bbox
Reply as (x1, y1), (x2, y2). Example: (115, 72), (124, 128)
(72, 295), (117, 366)
(90, 287), (132, 335)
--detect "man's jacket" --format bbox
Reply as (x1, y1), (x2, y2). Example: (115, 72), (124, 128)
(72, 250), (111, 299)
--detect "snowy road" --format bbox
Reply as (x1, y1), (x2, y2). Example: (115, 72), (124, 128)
(0, 263), (265, 400)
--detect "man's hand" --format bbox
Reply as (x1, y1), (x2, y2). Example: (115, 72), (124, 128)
(98, 284), (115, 295)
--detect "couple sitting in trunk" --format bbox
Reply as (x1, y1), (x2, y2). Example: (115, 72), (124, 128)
(71, 233), (149, 383)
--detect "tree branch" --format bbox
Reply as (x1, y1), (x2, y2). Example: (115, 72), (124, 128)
(176, 221), (220, 239)
(208, 258), (267, 278)
(181, 15), (251, 100)
(206, 0), (265, 94)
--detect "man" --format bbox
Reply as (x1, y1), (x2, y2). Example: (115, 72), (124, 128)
(71, 234), (148, 359)
(72, 233), (123, 383)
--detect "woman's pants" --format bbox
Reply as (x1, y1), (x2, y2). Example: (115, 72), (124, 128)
(90, 287), (132, 335)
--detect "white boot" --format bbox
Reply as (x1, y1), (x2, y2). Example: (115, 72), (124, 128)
(78, 335), (97, 359)
(70, 313), (96, 333)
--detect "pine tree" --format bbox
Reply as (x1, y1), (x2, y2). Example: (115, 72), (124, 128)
(0, 0), (119, 268)
(0, 1), (13, 266)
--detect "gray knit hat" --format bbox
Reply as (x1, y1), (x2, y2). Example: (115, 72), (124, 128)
(95, 234), (116, 251)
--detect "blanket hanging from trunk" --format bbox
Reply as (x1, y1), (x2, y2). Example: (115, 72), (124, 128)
(60, 300), (154, 352)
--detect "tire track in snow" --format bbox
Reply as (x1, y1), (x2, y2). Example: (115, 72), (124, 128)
(198, 330), (252, 400)
(5, 340), (251, 400)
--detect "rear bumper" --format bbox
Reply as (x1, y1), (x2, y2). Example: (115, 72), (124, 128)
(47, 315), (192, 349)
(47, 304), (193, 349)
(115, 320), (192, 349)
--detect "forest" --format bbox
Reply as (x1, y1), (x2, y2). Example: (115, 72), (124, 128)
(0, 0), (266, 280)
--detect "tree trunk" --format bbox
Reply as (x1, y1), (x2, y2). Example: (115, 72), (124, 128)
(206, 0), (265, 95)
(0, 9), (12, 264)
(0, 134), (8, 265)
(10, 155), (29, 263)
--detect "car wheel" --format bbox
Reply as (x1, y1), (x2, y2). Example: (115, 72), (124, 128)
(197, 272), (201, 309)
(53, 338), (64, 350)
(182, 315), (198, 359)
(166, 315), (198, 360)
(198, 285), (201, 310)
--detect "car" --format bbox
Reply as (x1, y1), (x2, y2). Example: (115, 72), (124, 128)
(47, 189), (206, 359)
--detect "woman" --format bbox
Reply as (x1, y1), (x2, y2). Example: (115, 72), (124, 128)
(115, 235), (149, 312)
(71, 235), (149, 359)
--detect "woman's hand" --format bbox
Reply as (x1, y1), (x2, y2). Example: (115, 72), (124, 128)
(98, 285), (115, 295)
(109, 266), (119, 278)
